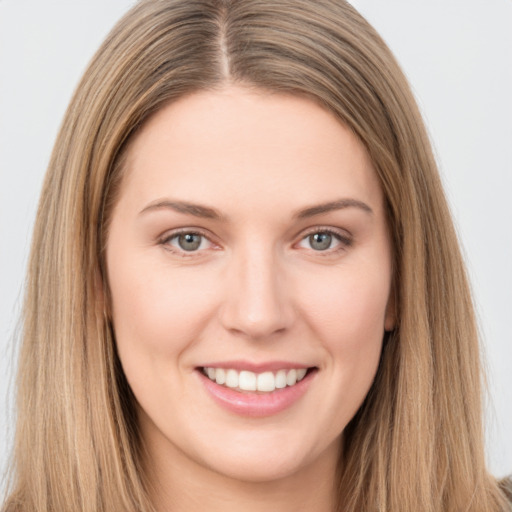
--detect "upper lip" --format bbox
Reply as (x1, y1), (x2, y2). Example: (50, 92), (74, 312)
(197, 360), (315, 373)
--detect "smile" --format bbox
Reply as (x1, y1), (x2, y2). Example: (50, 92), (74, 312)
(197, 365), (318, 417)
(202, 367), (308, 393)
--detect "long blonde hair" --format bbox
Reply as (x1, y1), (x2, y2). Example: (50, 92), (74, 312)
(4, 1), (510, 510)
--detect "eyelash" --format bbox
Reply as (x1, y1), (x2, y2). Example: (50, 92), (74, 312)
(159, 228), (216, 257)
(158, 227), (352, 257)
(298, 227), (353, 255)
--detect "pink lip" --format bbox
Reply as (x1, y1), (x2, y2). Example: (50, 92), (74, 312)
(198, 360), (312, 373)
(197, 368), (317, 418)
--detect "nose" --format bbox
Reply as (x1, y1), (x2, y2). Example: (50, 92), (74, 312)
(219, 245), (295, 340)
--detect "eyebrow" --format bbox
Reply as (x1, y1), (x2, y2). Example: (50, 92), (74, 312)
(139, 197), (373, 220)
(294, 198), (373, 219)
(139, 200), (223, 220)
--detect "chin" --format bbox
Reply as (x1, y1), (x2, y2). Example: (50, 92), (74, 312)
(202, 450), (315, 484)
(188, 428), (342, 485)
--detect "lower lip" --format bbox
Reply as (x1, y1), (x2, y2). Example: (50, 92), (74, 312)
(197, 369), (316, 417)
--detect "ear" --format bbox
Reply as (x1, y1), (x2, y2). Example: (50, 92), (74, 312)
(384, 283), (397, 332)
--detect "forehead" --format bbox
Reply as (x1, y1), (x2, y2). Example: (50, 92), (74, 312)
(119, 86), (383, 216)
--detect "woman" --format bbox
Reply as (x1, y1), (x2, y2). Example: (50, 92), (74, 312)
(3, 0), (510, 510)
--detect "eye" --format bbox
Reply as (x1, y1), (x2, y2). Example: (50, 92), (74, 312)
(297, 229), (351, 252)
(307, 232), (334, 251)
(161, 230), (214, 253)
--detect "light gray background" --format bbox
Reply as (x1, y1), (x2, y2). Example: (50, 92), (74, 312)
(1, 0), (511, 486)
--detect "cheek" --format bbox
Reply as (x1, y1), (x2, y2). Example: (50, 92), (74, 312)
(296, 262), (390, 381)
(301, 265), (390, 339)
(108, 256), (219, 361)
(286, 262), (391, 445)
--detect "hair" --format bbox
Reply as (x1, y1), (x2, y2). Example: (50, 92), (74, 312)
(3, 0), (510, 511)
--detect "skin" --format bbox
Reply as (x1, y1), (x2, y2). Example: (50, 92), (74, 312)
(106, 86), (395, 512)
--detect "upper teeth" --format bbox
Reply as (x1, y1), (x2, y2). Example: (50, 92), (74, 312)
(204, 367), (308, 393)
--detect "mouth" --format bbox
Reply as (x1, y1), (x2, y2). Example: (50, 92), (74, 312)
(196, 364), (318, 417)
(199, 366), (315, 394)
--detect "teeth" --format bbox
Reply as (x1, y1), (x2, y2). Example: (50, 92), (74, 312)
(225, 369), (238, 388)
(257, 371), (275, 392)
(215, 368), (226, 385)
(239, 370), (257, 391)
(275, 370), (287, 389)
(286, 369), (297, 386)
(203, 367), (311, 393)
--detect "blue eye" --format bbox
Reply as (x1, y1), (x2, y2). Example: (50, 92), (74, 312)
(298, 229), (350, 252)
(308, 232), (334, 251)
(164, 232), (212, 252)
(176, 233), (203, 251)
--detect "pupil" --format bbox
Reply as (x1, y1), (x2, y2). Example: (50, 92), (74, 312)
(310, 232), (332, 251)
(178, 233), (201, 251)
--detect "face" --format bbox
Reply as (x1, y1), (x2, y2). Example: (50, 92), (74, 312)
(106, 86), (395, 485)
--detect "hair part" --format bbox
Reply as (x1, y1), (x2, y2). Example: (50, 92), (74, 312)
(4, 1), (510, 511)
